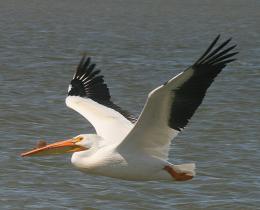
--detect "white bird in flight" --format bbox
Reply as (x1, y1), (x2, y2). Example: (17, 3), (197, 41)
(21, 35), (237, 181)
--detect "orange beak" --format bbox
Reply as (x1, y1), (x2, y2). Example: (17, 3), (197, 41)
(21, 139), (87, 157)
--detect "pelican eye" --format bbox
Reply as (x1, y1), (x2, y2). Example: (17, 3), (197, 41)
(72, 137), (84, 143)
(77, 137), (84, 141)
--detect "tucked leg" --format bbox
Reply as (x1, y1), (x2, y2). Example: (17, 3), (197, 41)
(164, 165), (193, 181)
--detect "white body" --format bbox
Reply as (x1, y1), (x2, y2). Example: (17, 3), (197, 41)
(66, 79), (197, 181)
(71, 143), (195, 181)
(63, 37), (236, 181)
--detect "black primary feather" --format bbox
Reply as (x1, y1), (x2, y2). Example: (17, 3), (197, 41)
(169, 35), (238, 131)
(68, 55), (136, 123)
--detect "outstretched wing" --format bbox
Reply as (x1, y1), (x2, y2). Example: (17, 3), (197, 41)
(66, 55), (136, 143)
(118, 35), (238, 160)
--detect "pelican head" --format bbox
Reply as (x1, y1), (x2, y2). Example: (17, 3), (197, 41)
(21, 134), (93, 157)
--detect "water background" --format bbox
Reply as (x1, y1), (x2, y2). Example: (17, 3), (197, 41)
(0, 0), (259, 209)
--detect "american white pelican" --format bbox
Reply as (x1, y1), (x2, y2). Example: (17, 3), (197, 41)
(21, 35), (238, 181)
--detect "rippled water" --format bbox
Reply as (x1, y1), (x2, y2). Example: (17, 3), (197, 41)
(0, 0), (259, 209)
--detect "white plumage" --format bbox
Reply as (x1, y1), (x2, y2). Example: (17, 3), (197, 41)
(66, 96), (133, 145)
(21, 35), (238, 181)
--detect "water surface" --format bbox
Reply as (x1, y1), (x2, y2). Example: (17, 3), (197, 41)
(0, 0), (259, 209)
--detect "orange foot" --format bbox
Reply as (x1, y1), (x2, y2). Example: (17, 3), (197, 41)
(163, 165), (193, 181)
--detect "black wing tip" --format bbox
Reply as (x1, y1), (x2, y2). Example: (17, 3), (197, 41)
(169, 35), (238, 131)
(212, 34), (221, 43)
(195, 35), (238, 66)
(68, 56), (136, 123)
(68, 55), (111, 100)
(214, 34), (221, 43)
(75, 55), (93, 78)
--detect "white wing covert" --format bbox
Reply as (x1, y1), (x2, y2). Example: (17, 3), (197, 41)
(118, 35), (238, 160)
(66, 56), (136, 144)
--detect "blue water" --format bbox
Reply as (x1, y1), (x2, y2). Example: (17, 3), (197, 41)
(0, 0), (259, 209)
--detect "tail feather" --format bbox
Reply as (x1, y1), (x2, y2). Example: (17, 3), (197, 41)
(172, 163), (196, 177)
